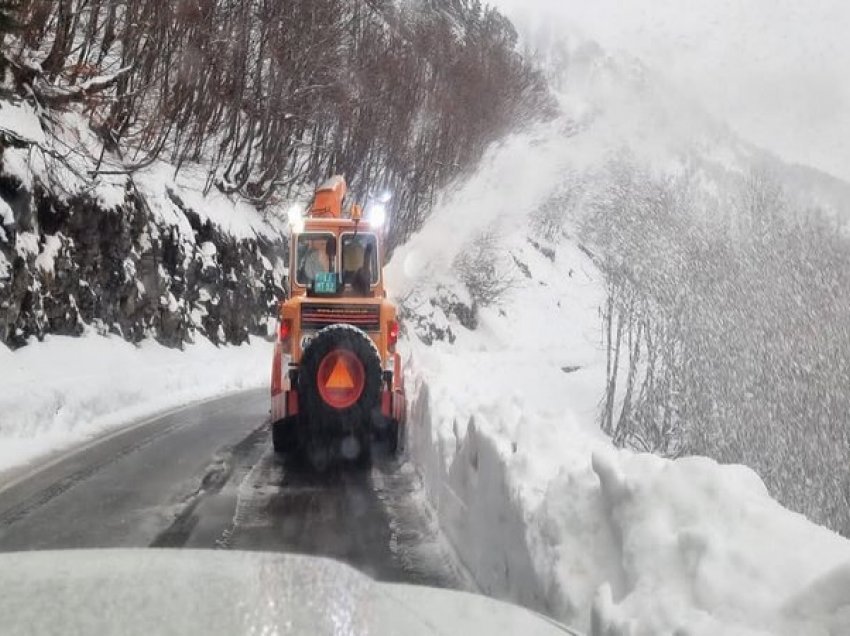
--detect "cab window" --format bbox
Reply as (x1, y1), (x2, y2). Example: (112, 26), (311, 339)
(341, 233), (379, 291)
(295, 233), (336, 286)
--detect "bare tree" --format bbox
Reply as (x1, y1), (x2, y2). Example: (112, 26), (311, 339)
(584, 161), (850, 535)
(2, 0), (550, 249)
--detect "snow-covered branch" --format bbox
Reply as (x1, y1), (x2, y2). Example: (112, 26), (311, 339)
(34, 66), (133, 106)
(2, 49), (131, 107)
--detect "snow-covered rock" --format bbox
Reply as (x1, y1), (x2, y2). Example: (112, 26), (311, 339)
(0, 99), (288, 349)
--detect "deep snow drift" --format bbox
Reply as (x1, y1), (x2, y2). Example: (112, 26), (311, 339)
(388, 53), (850, 635)
(0, 333), (271, 473)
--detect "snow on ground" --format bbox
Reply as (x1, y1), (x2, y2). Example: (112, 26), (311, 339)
(133, 160), (288, 241)
(0, 333), (272, 474)
(390, 96), (850, 635)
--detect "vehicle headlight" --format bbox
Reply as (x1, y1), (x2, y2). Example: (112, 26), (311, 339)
(367, 202), (386, 228)
(287, 204), (305, 233)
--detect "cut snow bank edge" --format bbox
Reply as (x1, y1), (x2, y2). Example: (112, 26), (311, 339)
(404, 343), (850, 636)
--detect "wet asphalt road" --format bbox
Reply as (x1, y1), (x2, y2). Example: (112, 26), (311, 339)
(0, 390), (469, 589)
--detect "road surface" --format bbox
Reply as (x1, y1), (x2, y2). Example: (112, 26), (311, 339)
(0, 389), (469, 589)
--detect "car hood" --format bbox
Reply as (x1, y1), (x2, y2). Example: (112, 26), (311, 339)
(0, 549), (577, 635)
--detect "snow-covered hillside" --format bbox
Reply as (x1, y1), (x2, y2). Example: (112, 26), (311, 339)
(0, 101), (283, 474)
(0, 99), (288, 349)
(388, 54), (850, 634)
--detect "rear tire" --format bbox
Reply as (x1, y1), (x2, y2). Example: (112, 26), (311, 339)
(371, 412), (401, 456)
(299, 324), (382, 461)
(355, 431), (372, 468)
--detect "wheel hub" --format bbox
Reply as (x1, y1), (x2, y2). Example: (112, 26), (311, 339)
(316, 349), (366, 409)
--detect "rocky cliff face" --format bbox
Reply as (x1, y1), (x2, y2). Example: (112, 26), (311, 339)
(0, 152), (286, 350)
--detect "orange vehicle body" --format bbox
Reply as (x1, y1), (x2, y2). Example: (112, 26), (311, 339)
(270, 177), (405, 458)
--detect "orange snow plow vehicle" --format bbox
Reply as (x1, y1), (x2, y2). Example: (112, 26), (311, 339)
(270, 177), (405, 465)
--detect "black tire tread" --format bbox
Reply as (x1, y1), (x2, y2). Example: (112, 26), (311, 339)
(299, 324), (383, 432)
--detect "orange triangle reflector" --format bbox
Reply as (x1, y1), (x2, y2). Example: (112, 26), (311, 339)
(326, 357), (355, 390)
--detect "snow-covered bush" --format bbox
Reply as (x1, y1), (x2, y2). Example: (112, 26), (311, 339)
(398, 279), (469, 345)
(453, 230), (519, 313)
(530, 174), (585, 242)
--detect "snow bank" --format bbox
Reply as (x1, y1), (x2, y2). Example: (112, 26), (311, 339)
(0, 333), (272, 473)
(392, 72), (850, 634)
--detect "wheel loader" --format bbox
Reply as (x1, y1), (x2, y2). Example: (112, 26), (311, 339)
(270, 176), (405, 466)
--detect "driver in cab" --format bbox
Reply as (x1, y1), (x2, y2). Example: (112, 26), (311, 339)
(302, 237), (335, 284)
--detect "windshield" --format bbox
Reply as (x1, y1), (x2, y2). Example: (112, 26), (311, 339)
(295, 233), (336, 286)
(2, 1), (849, 635)
(341, 233), (379, 291)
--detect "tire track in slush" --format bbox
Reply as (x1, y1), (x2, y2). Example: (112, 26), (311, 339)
(205, 441), (473, 589)
(149, 423), (269, 548)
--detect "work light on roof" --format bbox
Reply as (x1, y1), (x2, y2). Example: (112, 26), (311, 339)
(367, 202), (387, 228)
(287, 204), (305, 232)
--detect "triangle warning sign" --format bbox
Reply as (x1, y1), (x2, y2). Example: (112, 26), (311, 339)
(326, 357), (355, 390)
